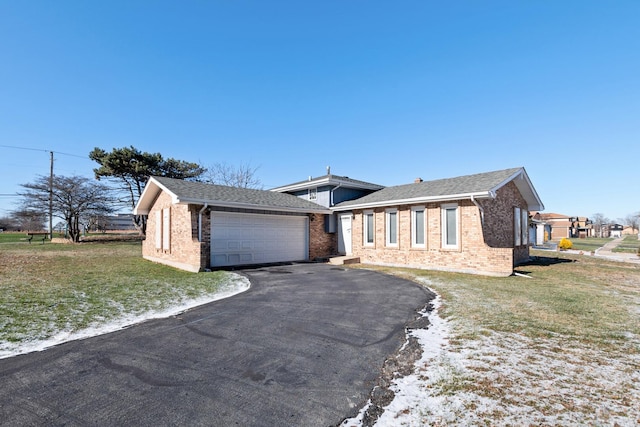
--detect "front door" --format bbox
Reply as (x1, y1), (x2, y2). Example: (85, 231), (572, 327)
(338, 213), (352, 255)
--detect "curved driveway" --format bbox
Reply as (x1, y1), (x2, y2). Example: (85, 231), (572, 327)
(0, 263), (433, 426)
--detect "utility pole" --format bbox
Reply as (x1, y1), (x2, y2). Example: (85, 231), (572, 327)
(49, 151), (53, 240)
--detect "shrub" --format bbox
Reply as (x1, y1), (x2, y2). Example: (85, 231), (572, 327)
(558, 238), (573, 250)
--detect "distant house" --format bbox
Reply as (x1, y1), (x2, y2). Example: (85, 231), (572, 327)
(134, 167), (544, 277)
(536, 212), (573, 239)
(610, 224), (624, 238)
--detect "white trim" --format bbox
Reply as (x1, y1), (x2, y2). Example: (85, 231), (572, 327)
(515, 207), (522, 246)
(271, 176), (383, 193)
(363, 210), (375, 247)
(441, 203), (459, 249)
(332, 191), (494, 211)
(385, 208), (398, 247)
(411, 206), (426, 248)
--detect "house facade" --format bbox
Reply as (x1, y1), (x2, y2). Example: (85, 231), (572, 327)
(134, 167), (544, 277)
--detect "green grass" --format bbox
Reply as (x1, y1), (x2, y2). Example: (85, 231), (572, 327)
(612, 234), (640, 254)
(357, 251), (640, 353)
(563, 237), (612, 252)
(0, 241), (239, 347)
(0, 232), (35, 244)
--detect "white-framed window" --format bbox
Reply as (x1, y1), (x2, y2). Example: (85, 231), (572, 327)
(411, 206), (426, 248)
(155, 210), (162, 250)
(385, 208), (398, 247)
(514, 207), (521, 246)
(521, 208), (528, 245)
(308, 188), (317, 201)
(162, 207), (171, 252)
(441, 203), (459, 249)
(364, 210), (375, 246)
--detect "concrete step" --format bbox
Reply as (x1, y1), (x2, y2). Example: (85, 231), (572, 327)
(328, 256), (360, 265)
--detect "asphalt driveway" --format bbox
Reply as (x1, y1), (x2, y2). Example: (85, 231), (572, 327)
(0, 263), (433, 426)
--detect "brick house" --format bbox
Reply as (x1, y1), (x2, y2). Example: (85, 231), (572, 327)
(134, 167), (544, 276)
(329, 167), (543, 276)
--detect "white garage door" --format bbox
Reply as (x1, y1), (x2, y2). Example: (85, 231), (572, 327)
(211, 212), (309, 267)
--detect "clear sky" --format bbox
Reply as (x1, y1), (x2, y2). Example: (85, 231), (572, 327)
(1, 1), (638, 222)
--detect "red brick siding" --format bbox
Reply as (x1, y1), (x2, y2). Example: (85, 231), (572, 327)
(349, 182), (531, 276)
(142, 191), (206, 272)
(309, 213), (337, 260)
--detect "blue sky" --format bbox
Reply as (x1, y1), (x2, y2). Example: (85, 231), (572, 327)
(1, 1), (638, 221)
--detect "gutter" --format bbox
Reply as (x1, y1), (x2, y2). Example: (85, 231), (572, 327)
(332, 191), (493, 211)
(198, 203), (209, 242)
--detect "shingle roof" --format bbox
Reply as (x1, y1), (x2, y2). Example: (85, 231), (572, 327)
(134, 176), (331, 214)
(334, 167), (543, 210)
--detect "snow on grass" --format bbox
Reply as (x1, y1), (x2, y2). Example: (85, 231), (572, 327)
(0, 273), (250, 360)
(348, 282), (640, 426)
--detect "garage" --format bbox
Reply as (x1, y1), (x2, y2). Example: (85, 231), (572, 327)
(211, 211), (309, 267)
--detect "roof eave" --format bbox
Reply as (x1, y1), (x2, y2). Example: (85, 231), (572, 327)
(176, 197), (331, 214)
(271, 177), (383, 193)
(331, 191), (494, 211)
(490, 168), (545, 211)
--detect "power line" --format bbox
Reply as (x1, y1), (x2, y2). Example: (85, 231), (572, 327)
(0, 144), (90, 160)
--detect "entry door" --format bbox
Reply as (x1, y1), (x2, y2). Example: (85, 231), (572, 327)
(338, 213), (352, 255)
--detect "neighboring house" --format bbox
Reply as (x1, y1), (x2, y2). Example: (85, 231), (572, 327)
(134, 167), (544, 277)
(610, 224), (624, 238)
(92, 214), (137, 232)
(536, 212), (572, 239)
(529, 215), (550, 246)
(572, 217), (593, 238)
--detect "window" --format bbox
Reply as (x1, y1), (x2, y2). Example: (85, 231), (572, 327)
(521, 209), (528, 245)
(155, 210), (162, 250)
(162, 208), (171, 252)
(364, 210), (374, 246)
(308, 188), (317, 201)
(441, 204), (459, 249)
(411, 206), (426, 248)
(386, 209), (398, 246)
(514, 207), (521, 246)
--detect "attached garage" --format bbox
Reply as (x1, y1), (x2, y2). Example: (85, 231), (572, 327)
(134, 176), (330, 272)
(211, 212), (309, 267)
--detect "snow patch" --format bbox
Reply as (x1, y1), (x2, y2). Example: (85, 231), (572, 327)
(0, 273), (250, 359)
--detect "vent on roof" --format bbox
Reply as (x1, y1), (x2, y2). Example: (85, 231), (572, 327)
(414, 177), (423, 183)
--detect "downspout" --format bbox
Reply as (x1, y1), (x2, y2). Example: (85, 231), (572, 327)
(471, 195), (485, 227)
(198, 204), (209, 242)
(330, 183), (342, 207)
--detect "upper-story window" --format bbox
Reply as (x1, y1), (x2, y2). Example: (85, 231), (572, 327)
(308, 188), (317, 200)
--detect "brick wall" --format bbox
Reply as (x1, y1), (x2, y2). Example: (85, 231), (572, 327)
(142, 191), (206, 272)
(309, 213), (337, 260)
(349, 182), (531, 276)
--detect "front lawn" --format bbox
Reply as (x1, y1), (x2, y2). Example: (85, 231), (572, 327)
(613, 234), (640, 254)
(358, 251), (640, 425)
(0, 241), (245, 357)
(564, 237), (612, 252)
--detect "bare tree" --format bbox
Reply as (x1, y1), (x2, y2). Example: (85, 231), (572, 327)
(19, 175), (116, 242)
(7, 209), (46, 231)
(624, 212), (640, 234)
(591, 212), (610, 238)
(204, 162), (262, 189)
